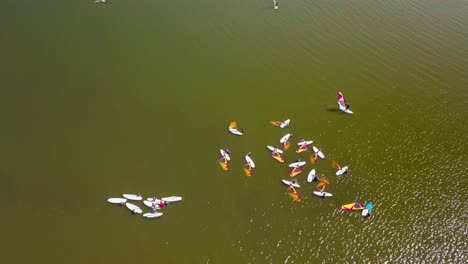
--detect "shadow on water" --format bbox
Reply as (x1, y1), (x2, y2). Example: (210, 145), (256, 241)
(325, 108), (341, 113)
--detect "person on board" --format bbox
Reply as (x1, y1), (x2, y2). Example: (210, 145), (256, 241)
(159, 200), (168, 209)
(274, 0), (279, 9)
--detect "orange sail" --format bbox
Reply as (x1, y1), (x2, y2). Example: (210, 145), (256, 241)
(228, 121), (238, 130)
(332, 160), (341, 170)
(218, 156), (229, 171)
(295, 145), (309, 153)
(289, 166), (303, 177)
(310, 153), (318, 164)
(243, 163), (253, 176)
(287, 186), (302, 202)
(271, 152), (285, 163)
(219, 160), (229, 171)
(270, 120), (282, 127)
(283, 141), (291, 151)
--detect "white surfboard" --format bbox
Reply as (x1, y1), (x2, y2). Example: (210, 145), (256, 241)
(220, 149), (231, 161)
(267, 145), (284, 154)
(312, 146), (325, 159)
(313, 191), (333, 197)
(307, 169), (316, 183)
(125, 203), (143, 214)
(229, 128), (243, 136)
(143, 212), (163, 218)
(282, 179), (300, 188)
(107, 198), (127, 204)
(336, 166), (348, 176)
(297, 140), (313, 146)
(245, 154), (256, 168)
(279, 119), (290, 128)
(162, 196), (183, 202)
(341, 108), (353, 114)
(279, 133), (292, 144)
(143, 200), (161, 209)
(123, 194), (142, 201)
(288, 161), (306, 168)
(146, 197), (162, 203)
(361, 209), (369, 217)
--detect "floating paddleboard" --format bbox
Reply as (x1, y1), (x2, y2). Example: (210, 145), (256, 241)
(279, 119), (290, 128)
(267, 145), (284, 154)
(336, 166), (349, 176)
(313, 191), (333, 197)
(282, 179), (300, 188)
(229, 128), (243, 136)
(162, 196), (183, 202)
(312, 146), (325, 159)
(125, 203), (143, 214)
(307, 169), (316, 183)
(297, 140), (313, 146)
(288, 161), (306, 168)
(143, 212), (163, 218)
(279, 133), (292, 144)
(143, 200), (161, 209)
(245, 154), (256, 168)
(123, 194), (142, 201)
(107, 198), (127, 204)
(220, 149), (231, 161)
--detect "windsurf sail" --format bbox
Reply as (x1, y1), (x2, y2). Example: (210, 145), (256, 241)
(243, 163), (253, 176)
(341, 202), (364, 211)
(316, 176), (329, 192)
(287, 186), (302, 202)
(271, 151), (285, 163)
(338, 92), (349, 111)
(218, 157), (229, 171)
(289, 166), (303, 177)
(270, 120), (282, 127)
(310, 153), (318, 164)
(283, 140), (291, 150)
(229, 121), (238, 130)
(332, 160), (341, 170)
(295, 144), (309, 153)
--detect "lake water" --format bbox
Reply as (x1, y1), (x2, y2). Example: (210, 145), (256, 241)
(1, 0), (467, 263)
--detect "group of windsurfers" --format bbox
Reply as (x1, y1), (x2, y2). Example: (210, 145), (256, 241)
(220, 92), (369, 216)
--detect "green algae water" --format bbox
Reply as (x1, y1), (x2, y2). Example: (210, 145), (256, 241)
(1, 0), (467, 263)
